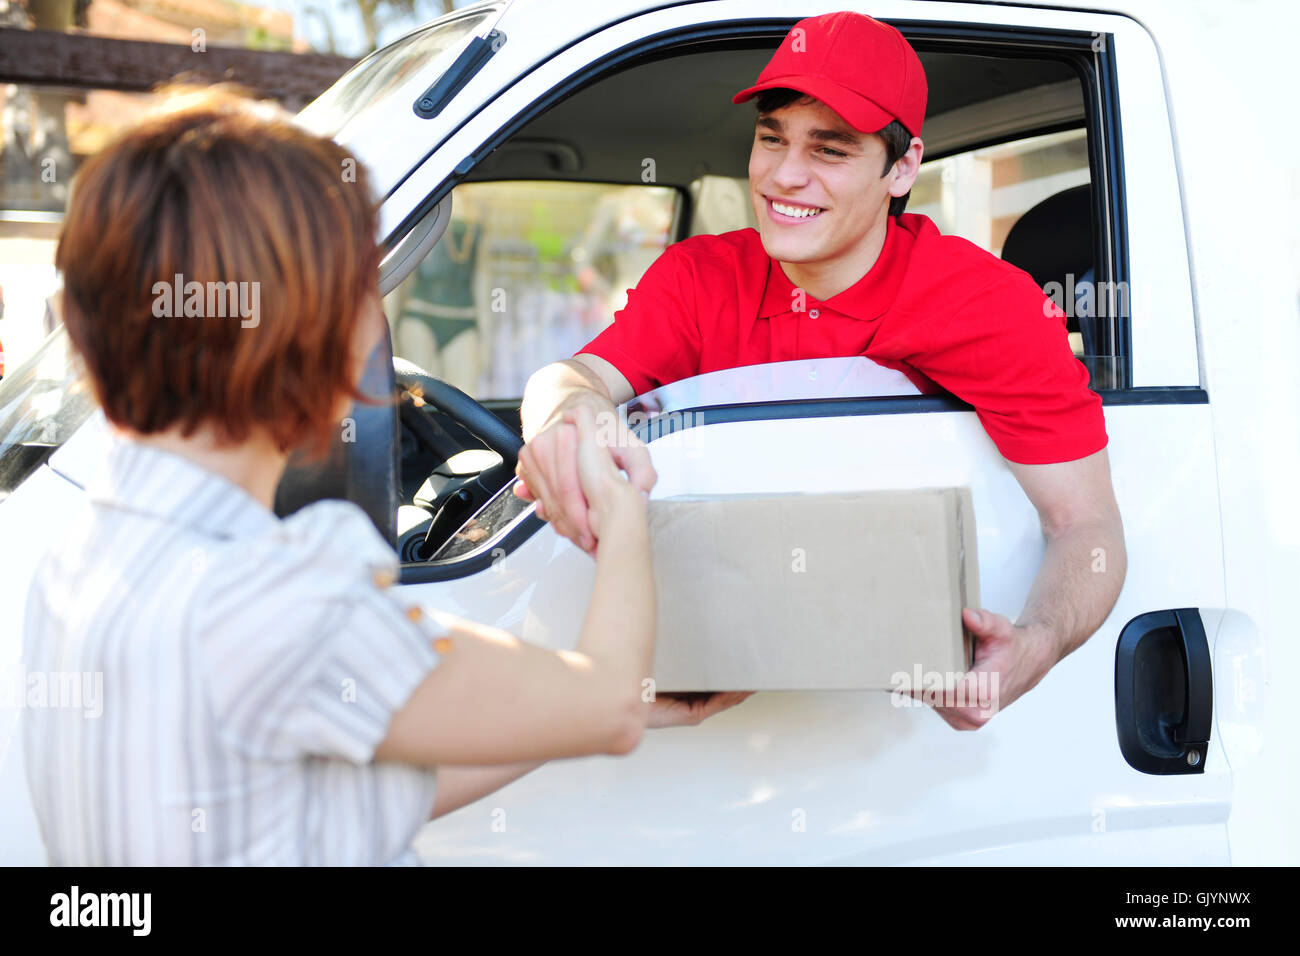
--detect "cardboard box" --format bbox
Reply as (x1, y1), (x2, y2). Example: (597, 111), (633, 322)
(648, 488), (979, 691)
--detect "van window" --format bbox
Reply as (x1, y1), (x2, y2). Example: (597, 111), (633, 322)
(911, 129), (1094, 357)
(383, 181), (678, 400)
(910, 129), (1089, 258)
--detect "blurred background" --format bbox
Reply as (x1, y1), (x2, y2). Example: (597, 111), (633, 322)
(0, 0), (465, 378)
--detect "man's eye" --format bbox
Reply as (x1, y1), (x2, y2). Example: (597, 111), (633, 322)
(759, 135), (781, 144)
(820, 147), (847, 158)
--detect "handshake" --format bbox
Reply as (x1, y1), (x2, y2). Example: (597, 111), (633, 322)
(513, 389), (751, 729)
(513, 402), (658, 555)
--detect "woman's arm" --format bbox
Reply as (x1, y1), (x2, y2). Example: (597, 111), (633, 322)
(425, 686), (758, 818)
(375, 404), (656, 767)
(430, 762), (545, 819)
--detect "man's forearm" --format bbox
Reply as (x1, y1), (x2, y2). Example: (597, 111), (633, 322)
(1015, 518), (1127, 662)
(521, 359), (614, 441)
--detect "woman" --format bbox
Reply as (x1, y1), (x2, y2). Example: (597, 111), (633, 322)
(22, 87), (747, 865)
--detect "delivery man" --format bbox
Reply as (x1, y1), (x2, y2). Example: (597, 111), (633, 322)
(515, 11), (1127, 730)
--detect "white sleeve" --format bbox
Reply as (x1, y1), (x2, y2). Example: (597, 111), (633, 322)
(195, 501), (446, 763)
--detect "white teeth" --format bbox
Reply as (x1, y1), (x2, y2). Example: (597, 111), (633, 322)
(772, 201), (823, 219)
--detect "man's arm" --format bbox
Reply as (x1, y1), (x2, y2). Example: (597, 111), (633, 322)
(518, 236), (705, 550)
(1007, 447), (1127, 659)
(931, 447), (1127, 730)
(517, 354), (655, 553)
(520, 354), (633, 441)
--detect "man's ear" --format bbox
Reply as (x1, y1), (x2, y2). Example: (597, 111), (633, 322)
(889, 137), (925, 198)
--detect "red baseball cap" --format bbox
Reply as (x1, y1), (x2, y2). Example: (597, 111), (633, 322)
(732, 11), (927, 136)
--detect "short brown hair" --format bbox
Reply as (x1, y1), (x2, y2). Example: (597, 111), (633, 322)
(754, 88), (914, 217)
(57, 85), (380, 457)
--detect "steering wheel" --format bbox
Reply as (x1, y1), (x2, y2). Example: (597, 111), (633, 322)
(391, 357), (523, 469)
(391, 357), (524, 561)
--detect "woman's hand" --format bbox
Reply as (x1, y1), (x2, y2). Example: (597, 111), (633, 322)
(646, 691), (755, 728)
(563, 404), (646, 544)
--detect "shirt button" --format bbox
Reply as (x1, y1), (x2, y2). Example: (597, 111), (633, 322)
(808, 308), (820, 319)
(405, 605), (423, 623)
(372, 567), (397, 589)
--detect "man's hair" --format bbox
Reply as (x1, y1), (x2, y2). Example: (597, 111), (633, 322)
(754, 87), (913, 218)
(56, 84), (381, 458)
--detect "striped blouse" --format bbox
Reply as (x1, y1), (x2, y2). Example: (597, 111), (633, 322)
(22, 435), (444, 865)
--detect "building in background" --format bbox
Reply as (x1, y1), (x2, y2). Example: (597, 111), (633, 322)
(0, 0), (321, 370)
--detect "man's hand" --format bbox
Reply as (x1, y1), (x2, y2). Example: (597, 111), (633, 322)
(918, 448), (1126, 730)
(915, 447), (1125, 729)
(515, 406), (656, 554)
(517, 356), (651, 554)
(646, 691), (755, 728)
(919, 608), (1062, 731)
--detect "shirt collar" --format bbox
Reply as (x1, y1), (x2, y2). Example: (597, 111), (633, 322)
(757, 214), (914, 321)
(87, 434), (280, 541)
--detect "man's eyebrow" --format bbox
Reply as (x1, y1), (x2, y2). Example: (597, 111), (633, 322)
(754, 116), (862, 148)
(809, 127), (862, 148)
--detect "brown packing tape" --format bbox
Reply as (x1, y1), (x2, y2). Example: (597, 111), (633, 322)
(648, 488), (979, 691)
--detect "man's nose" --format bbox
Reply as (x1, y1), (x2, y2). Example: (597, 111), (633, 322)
(770, 149), (812, 190)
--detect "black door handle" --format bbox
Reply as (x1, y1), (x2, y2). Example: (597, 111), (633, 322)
(1114, 608), (1213, 774)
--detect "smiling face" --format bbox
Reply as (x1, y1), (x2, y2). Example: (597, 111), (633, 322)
(749, 97), (900, 275)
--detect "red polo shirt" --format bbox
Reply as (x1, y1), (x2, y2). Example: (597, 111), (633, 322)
(578, 213), (1106, 465)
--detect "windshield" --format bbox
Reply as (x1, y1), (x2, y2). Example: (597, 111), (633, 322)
(427, 356), (935, 562)
(297, 8), (492, 139)
(0, 326), (97, 500)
